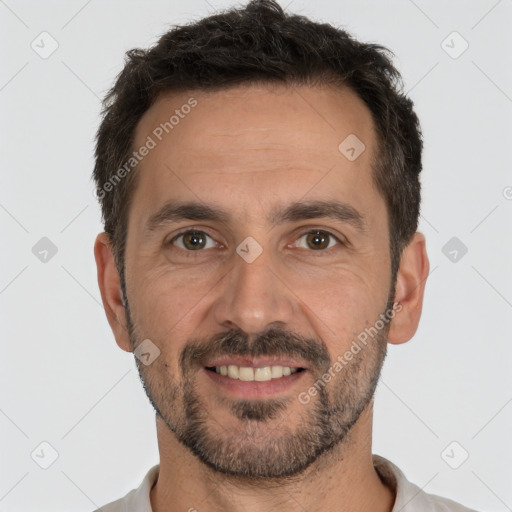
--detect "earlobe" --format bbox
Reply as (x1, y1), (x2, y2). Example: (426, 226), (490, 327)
(387, 232), (430, 345)
(94, 232), (133, 352)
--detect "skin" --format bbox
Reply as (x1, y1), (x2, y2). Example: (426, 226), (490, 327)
(95, 83), (429, 512)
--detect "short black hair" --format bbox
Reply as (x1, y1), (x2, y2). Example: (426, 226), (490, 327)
(93, 0), (423, 286)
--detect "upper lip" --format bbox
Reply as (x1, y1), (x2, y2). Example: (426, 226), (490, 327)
(204, 356), (307, 369)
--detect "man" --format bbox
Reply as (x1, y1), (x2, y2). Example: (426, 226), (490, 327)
(92, 1), (477, 510)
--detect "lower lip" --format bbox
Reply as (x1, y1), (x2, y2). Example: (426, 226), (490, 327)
(202, 368), (307, 398)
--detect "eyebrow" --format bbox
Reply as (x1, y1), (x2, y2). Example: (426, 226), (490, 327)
(144, 199), (368, 235)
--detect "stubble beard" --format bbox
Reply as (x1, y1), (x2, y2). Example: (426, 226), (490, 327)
(128, 325), (388, 480)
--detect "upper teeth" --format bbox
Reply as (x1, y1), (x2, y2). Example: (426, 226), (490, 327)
(214, 365), (299, 381)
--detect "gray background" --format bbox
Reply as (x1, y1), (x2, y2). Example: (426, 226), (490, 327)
(1, 0), (511, 510)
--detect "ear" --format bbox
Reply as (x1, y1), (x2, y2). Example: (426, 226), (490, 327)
(388, 231), (430, 345)
(94, 232), (133, 352)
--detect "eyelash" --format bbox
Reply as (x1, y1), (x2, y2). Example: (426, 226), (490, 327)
(167, 228), (344, 256)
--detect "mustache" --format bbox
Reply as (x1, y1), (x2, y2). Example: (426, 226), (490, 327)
(180, 326), (331, 372)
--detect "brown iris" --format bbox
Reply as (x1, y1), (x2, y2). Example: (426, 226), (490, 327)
(305, 230), (330, 250)
(182, 230), (207, 250)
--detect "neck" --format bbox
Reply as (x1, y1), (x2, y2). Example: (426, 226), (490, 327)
(150, 402), (395, 512)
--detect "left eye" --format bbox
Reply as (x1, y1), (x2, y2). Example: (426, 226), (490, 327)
(293, 230), (340, 251)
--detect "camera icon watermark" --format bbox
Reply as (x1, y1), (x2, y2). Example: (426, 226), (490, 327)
(236, 236), (263, 263)
(442, 236), (468, 263)
(441, 31), (469, 60)
(441, 441), (469, 469)
(31, 441), (59, 469)
(134, 339), (161, 366)
(32, 237), (58, 263)
(31, 31), (59, 59)
(338, 134), (366, 162)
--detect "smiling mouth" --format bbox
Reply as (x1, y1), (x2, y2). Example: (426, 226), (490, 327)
(205, 365), (306, 382)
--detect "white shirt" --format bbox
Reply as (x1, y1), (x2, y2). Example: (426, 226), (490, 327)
(93, 455), (477, 511)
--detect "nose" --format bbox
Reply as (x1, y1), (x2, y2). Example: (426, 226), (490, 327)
(211, 239), (296, 336)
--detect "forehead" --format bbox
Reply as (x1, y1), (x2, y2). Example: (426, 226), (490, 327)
(136, 82), (375, 158)
(128, 83), (381, 233)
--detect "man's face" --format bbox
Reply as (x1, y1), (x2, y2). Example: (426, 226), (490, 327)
(122, 84), (393, 478)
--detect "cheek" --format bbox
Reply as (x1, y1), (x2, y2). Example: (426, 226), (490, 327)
(292, 267), (387, 353)
(129, 266), (212, 344)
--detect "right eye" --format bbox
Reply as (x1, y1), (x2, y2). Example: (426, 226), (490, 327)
(169, 230), (218, 252)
